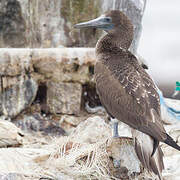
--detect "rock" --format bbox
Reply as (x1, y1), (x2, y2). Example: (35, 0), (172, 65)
(0, 77), (38, 118)
(40, 116), (111, 179)
(107, 137), (141, 179)
(0, 173), (25, 180)
(0, 146), (74, 179)
(0, 0), (101, 48)
(0, 115), (178, 179)
(0, 76), (19, 93)
(0, 48), (33, 77)
(0, 0), (27, 48)
(0, 0), (146, 48)
(31, 48), (95, 84)
(0, 48), (98, 116)
(14, 114), (66, 136)
(69, 116), (111, 143)
(60, 115), (85, 127)
(163, 150), (180, 180)
(0, 48), (95, 83)
(59, 114), (108, 135)
(40, 116), (154, 179)
(47, 82), (82, 115)
(0, 118), (23, 147)
(0, 148), (50, 175)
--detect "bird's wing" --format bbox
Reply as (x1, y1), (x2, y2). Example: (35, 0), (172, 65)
(95, 50), (166, 141)
(134, 59), (161, 117)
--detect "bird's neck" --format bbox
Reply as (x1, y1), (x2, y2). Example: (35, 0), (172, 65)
(96, 27), (133, 56)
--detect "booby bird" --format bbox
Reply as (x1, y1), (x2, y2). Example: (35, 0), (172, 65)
(74, 10), (180, 179)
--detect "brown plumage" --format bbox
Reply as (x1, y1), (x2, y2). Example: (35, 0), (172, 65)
(132, 129), (164, 180)
(74, 10), (180, 179)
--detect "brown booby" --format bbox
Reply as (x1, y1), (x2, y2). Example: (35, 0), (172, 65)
(74, 10), (180, 179)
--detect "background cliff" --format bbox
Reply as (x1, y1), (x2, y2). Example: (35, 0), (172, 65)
(0, 0), (179, 180)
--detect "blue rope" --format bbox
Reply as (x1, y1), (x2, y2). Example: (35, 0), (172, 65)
(158, 89), (180, 120)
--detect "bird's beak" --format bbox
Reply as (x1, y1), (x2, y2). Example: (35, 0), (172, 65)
(74, 16), (113, 30)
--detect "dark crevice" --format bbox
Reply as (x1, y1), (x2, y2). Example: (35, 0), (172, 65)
(34, 83), (48, 114)
(81, 83), (101, 111)
(33, 65), (39, 73)
(73, 63), (79, 72)
(89, 65), (94, 75)
(0, 76), (4, 93)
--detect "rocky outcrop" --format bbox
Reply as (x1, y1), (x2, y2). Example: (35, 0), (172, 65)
(0, 118), (23, 147)
(0, 173), (27, 180)
(14, 114), (66, 136)
(0, 48), (97, 118)
(47, 82), (82, 115)
(0, 77), (38, 118)
(0, 0), (146, 49)
(0, 0), (27, 47)
(107, 137), (141, 179)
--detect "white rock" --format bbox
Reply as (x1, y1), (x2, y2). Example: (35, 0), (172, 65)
(0, 119), (23, 147)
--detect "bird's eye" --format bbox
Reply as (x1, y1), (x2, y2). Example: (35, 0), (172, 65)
(104, 17), (111, 22)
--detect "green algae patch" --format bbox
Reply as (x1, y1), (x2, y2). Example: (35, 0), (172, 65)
(61, 0), (100, 25)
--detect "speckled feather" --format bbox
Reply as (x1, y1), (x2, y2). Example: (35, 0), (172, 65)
(95, 44), (166, 180)
(95, 47), (166, 142)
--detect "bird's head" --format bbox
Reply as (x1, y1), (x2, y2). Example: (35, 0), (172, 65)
(74, 10), (133, 34)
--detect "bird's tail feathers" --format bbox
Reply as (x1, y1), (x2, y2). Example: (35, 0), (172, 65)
(132, 130), (164, 180)
(164, 133), (180, 151)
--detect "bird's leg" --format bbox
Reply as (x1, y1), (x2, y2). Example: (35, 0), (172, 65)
(111, 117), (119, 138)
(104, 106), (119, 138)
